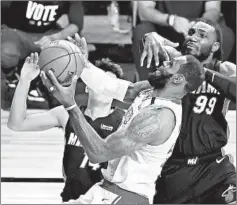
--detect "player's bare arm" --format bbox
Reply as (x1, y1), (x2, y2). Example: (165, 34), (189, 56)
(66, 105), (174, 163)
(204, 66), (236, 103)
(42, 70), (175, 163)
(7, 53), (68, 132)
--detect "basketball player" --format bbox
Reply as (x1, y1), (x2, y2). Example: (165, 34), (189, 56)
(140, 19), (236, 204)
(41, 53), (205, 204)
(7, 55), (125, 202)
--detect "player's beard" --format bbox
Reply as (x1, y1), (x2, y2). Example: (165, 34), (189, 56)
(148, 71), (173, 89)
(182, 40), (213, 62)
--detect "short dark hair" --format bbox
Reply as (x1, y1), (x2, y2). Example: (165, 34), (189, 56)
(194, 18), (223, 60)
(95, 58), (124, 79)
(177, 55), (204, 92)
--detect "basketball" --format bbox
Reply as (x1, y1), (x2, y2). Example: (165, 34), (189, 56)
(38, 40), (84, 86)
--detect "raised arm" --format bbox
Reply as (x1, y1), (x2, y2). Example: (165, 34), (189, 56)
(7, 53), (68, 132)
(138, 1), (169, 26)
(202, 1), (221, 22)
(205, 62), (236, 102)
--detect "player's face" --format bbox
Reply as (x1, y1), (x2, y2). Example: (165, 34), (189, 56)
(87, 71), (116, 104)
(182, 22), (217, 61)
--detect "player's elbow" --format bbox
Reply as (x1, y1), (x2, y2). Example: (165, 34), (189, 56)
(87, 148), (109, 163)
(7, 121), (21, 131)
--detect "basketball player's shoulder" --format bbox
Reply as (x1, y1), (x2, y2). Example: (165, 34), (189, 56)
(219, 61), (236, 77)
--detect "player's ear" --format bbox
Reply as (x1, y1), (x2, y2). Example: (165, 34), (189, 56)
(211, 42), (220, 53)
(171, 73), (185, 85)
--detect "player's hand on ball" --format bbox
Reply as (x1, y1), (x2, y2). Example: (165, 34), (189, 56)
(20, 53), (40, 82)
(40, 70), (78, 108)
(140, 32), (179, 68)
(67, 33), (89, 63)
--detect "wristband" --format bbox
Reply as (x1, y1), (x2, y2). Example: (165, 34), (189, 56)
(211, 73), (216, 82)
(65, 103), (77, 111)
(167, 14), (176, 27)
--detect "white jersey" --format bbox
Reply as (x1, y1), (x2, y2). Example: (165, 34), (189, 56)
(101, 89), (182, 203)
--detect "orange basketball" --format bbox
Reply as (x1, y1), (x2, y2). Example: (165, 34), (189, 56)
(38, 40), (84, 86)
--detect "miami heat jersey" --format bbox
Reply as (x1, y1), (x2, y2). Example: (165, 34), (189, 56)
(101, 89), (182, 202)
(62, 106), (125, 200)
(173, 61), (230, 156)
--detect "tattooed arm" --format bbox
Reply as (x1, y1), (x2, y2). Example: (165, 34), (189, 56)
(68, 106), (175, 163)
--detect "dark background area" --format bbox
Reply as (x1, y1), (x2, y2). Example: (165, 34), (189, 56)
(83, 1), (236, 64)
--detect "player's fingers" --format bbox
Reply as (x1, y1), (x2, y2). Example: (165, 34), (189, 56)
(30, 53), (34, 63)
(140, 50), (147, 67)
(70, 75), (78, 91)
(25, 56), (30, 63)
(151, 44), (160, 67)
(34, 52), (39, 64)
(40, 71), (54, 92)
(67, 36), (76, 45)
(74, 33), (82, 47)
(48, 70), (61, 90)
(81, 37), (88, 52)
(159, 45), (170, 62)
(164, 39), (179, 48)
(147, 44), (153, 68)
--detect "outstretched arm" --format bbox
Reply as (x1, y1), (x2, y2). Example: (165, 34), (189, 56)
(205, 62), (236, 103)
(7, 53), (68, 131)
(67, 106), (175, 163)
(42, 67), (176, 163)
(81, 61), (152, 104)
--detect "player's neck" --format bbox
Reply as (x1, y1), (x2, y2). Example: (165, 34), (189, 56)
(200, 54), (215, 67)
(85, 101), (113, 121)
(152, 88), (183, 104)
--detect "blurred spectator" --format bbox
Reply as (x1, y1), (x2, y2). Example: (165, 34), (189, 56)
(132, 1), (235, 80)
(1, 1), (84, 108)
(107, 1), (130, 34)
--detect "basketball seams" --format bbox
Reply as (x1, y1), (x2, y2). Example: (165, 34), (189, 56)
(39, 40), (84, 86)
(65, 41), (78, 77)
(40, 52), (81, 71)
(41, 46), (70, 54)
(57, 53), (72, 79)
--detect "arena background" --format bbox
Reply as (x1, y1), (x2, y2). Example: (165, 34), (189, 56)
(1, 1), (236, 203)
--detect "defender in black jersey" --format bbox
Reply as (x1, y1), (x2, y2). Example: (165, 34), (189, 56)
(7, 57), (125, 202)
(141, 19), (236, 204)
(61, 105), (124, 202)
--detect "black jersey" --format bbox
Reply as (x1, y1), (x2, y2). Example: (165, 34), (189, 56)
(3, 1), (69, 33)
(172, 60), (230, 156)
(61, 106), (125, 202)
